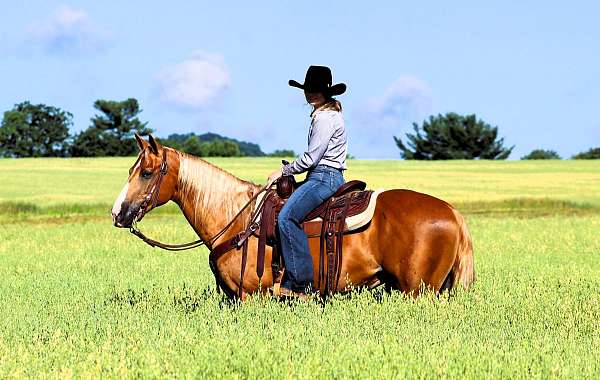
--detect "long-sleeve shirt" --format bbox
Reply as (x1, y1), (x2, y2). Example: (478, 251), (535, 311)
(282, 109), (348, 176)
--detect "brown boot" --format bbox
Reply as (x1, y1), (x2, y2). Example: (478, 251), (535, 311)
(278, 287), (310, 301)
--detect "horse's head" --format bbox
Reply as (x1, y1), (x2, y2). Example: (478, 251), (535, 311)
(111, 134), (178, 228)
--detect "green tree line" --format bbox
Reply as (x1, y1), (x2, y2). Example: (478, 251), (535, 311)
(0, 99), (294, 158)
(393, 113), (598, 160)
(1, 100), (597, 159)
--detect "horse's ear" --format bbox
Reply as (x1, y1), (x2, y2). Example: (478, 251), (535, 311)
(148, 134), (162, 155)
(135, 133), (149, 152)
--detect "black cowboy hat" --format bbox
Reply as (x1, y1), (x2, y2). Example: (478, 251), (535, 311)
(289, 65), (346, 96)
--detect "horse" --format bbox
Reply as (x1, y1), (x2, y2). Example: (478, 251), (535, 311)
(111, 134), (475, 299)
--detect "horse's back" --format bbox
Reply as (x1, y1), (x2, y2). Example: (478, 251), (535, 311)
(376, 188), (457, 218)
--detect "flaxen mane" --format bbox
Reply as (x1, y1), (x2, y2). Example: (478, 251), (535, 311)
(177, 152), (259, 226)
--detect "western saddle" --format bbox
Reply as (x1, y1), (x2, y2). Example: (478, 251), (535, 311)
(210, 165), (374, 297)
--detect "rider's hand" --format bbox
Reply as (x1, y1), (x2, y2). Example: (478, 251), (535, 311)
(266, 168), (283, 188)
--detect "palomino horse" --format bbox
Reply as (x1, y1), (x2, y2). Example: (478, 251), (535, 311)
(112, 135), (475, 299)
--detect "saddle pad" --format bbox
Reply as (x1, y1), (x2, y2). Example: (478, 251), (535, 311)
(303, 188), (385, 234)
(344, 188), (384, 230)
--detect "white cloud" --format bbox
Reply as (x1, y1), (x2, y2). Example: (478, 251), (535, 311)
(155, 50), (231, 110)
(366, 75), (432, 124)
(352, 75), (433, 158)
(27, 5), (111, 55)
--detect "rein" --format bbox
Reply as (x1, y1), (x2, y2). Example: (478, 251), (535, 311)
(129, 149), (269, 252)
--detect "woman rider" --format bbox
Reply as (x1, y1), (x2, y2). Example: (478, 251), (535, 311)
(267, 65), (348, 298)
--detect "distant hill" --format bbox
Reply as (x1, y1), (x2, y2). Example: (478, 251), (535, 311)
(163, 132), (266, 157)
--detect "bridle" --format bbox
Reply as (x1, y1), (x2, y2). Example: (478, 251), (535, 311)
(134, 148), (169, 223)
(128, 148), (269, 252)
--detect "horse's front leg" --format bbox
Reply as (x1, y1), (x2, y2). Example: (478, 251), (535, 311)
(216, 239), (275, 300)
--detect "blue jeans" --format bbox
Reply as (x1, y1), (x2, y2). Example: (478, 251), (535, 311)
(277, 165), (345, 293)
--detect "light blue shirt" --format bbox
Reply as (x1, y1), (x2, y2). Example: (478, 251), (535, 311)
(282, 109), (347, 175)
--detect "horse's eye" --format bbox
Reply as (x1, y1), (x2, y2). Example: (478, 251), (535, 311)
(141, 170), (153, 179)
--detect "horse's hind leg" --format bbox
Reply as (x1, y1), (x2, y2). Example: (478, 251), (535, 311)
(380, 229), (458, 296)
(439, 269), (454, 293)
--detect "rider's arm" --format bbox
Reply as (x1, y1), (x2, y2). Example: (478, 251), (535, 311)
(282, 112), (336, 176)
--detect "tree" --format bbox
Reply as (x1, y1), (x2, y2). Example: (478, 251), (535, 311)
(0, 102), (72, 157)
(268, 149), (296, 157)
(196, 132), (262, 156)
(394, 113), (514, 160)
(71, 98), (151, 157)
(521, 149), (561, 160)
(201, 139), (241, 157)
(177, 136), (242, 157)
(164, 132), (265, 156)
(182, 136), (204, 156)
(160, 137), (184, 151)
(572, 147), (600, 159)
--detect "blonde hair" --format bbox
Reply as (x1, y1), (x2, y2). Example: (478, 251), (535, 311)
(311, 98), (342, 117)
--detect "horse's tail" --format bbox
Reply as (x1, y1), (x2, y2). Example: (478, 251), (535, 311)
(450, 209), (475, 290)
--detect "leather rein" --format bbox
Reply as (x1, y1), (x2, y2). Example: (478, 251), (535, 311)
(128, 149), (269, 252)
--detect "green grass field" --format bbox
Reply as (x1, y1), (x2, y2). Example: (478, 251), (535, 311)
(1, 158), (599, 378)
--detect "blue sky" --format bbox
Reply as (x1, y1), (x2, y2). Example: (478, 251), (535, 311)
(1, 1), (599, 158)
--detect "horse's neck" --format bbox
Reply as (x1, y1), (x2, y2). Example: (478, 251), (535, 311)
(173, 154), (259, 247)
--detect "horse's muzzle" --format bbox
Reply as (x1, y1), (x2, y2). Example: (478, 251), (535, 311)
(112, 200), (141, 228)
